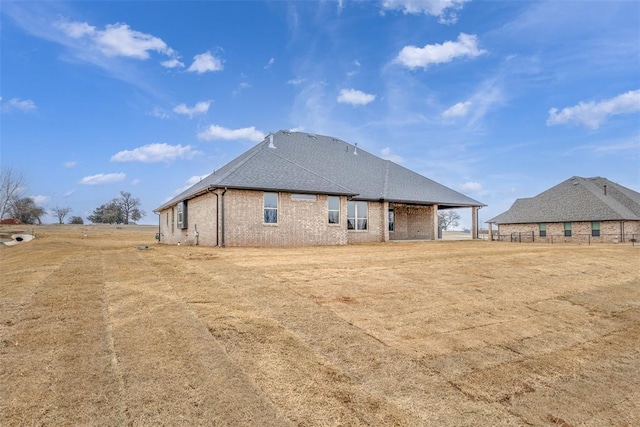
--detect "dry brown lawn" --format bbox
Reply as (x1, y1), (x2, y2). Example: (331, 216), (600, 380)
(1, 224), (638, 426)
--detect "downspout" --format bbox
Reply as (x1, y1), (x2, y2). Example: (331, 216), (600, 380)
(221, 188), (227, 247)
(205, 186), (219, 247)
(157, 212), (161, 243)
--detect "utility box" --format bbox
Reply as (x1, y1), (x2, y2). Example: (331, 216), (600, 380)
(177, 201), (188, 229)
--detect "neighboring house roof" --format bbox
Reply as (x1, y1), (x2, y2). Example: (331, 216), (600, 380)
(487, 176), (640, 224)
(156, 130), (483, 211)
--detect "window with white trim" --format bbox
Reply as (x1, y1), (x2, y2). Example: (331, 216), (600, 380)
(564, 222), (572, 237)
(591, 221), (600, 237)
(388, 209), (395, 232)
(539, 223), (546, 237)
(328, 196), (340, 224)
(347, 201), (368, 231)
(264, 192), (278, 224)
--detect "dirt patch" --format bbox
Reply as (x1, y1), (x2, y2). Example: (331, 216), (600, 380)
(1, 225), (638, 425)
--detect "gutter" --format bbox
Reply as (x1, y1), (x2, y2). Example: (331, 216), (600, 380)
(205, 186), (219, 247)
(221, 188), (227, 247)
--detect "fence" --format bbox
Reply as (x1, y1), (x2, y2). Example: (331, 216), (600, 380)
(494, 232), (638, 245)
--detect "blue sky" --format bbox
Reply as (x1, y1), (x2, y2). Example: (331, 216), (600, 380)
(1, 0), (639, 228)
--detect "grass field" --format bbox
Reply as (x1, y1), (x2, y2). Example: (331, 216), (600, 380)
(1, 224), (638, 426)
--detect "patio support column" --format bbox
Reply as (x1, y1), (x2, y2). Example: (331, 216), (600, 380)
(433, 204), (439, 240)
(382, 201), (389, 242)
(472, 206), (479, 240)
(488, 222), (493, 241)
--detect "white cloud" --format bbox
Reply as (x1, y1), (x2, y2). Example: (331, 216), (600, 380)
(131, 179), (141, 185)
(460, 181), (483, 192)
(2, 98), (37, 112)
(187, 51), (224, 74)
(63, 189), (75, 197)
(337, 88), (376, 106)
(442, 101), (472, 118)
(185, 174), (209, 186)
(197, 125), (265, 142)
(57, 20), (175, 60)
(395, 33), (486, 69)
(165, 174), (211, 202)
(380, 147), (404, 163)
(57, 20), (95, 38)
(264, 57), (275, 69)
(31, 195), (50, 206)
(148, 107), (169, 119)
(79, 172), (126, 185)
(547, 89), (640, 129)
(110, 143), (201, 163)
(233, 82), (251, 96)
(347, 60), (361, 77)
(161, 58), (184, 68)
(381, 0), (469, 24)
(287, 78), (305, 86)
(173, 101), (211, 118)
(64, 161), (77, 168)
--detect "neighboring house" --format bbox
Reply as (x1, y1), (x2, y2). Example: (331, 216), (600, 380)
(154, 130), (484, 247)
(487, 176), (640, 243)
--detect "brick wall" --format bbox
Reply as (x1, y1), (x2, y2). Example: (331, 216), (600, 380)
(157, 193), (218, 246)
(224, 190), (348, 246)
(498, 220), (640, 243)
(389, 203), (435, 240)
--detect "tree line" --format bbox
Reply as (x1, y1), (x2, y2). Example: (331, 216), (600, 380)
(1, 168), (145, 225)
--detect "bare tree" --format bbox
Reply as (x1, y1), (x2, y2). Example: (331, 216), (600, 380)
(118, 191), (145, 224)
(438, 210), (461, 231)
(51, 206), (72, 224)
(10, 197), (46, 224)
(0, 168), (26, 220)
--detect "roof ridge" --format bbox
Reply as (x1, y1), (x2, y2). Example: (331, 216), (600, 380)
(578, 177), (637, 219)
(213, 141), (267, 185)
(268, 147), (357, 194)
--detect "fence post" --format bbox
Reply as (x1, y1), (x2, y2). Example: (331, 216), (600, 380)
(532, 231), (535, 242)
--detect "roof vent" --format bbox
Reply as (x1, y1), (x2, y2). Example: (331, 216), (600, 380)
(604, 184), (607, 196)
(283, 130), (292, 136)
(307, 134), (317, 139)
(268, 134), (276, 149)
(353, 143), (358, 155)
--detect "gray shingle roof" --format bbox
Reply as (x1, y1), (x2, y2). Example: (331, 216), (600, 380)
(487, 176), (640, 224)
(156, 130), (483, 211)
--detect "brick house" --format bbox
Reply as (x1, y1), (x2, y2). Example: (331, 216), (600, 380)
(154, 130), (484, 247)
(487, 176), (640, 243)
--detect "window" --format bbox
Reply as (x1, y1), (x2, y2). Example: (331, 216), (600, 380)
(591, 221), (600, 237)
(171, 208), (175, 233)
(564, 222), (572, 237)
(539, 223), (546, 237)
(388, 209), (395, 232)
(328, 196), (340, 224)
(264, 192), (278, 224)
(347, 201), (368, 231)
(291, 194), (317, 201)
